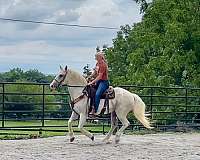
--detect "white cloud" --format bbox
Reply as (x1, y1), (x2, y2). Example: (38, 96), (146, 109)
(0, 0), (142, 74)
(0, 41), (94, 62)
(76, 0), (121, 26)
(0, 40), (95, 73)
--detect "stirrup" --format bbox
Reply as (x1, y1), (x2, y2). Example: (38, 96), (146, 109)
(93, 112), (99, 116)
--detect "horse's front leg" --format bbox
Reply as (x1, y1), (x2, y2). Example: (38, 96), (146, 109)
(68, 111), (78, 142)
(78, 113), (94, 141)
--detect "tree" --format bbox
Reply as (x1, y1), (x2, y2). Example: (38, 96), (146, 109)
(0, 68), (54, 83)
(4, 82), (59, 110)
(105, 0), (200, 125)
(106, 0), (200, 87)
(133, 0), (149, 13)
(0, 68), (60, 117)
(105, 25), (133, 85)
(24, 69), (47, 83)
(4, 68), (24, 82)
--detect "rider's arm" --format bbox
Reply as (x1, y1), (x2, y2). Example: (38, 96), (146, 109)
(88, 65), (105, 85)
(89, 73), (103, 85)
(89, 69), (97, 78)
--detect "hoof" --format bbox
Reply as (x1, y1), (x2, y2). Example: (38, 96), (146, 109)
(102, 138), (107, 142)
(115, 139), (120, 144)
(106, 140), (112, 144)
(91, 135), (94, 141)
(115, 135), (120, 144)
(103, 139), (112, 144)
(70, 137), (75, 142)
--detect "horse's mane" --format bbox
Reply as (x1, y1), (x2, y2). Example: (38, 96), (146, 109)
(67, 69), (87, 86)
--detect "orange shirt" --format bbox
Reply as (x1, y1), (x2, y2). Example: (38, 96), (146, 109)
(96, 61), (108, 80)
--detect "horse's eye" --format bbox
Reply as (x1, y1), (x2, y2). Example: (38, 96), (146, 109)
(59, 74), (63, 78)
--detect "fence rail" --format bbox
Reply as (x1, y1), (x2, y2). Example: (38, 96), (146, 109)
(0, 82), (200, 135)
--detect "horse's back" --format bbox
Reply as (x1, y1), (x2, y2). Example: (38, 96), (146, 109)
(113, 87), (133, 95)
(113, 87), (142, 103)
(113, 87), (135, 101)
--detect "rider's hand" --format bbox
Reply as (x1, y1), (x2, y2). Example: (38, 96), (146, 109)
(88, 82), (93, 86)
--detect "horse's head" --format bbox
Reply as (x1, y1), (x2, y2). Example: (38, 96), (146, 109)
(50, 65), (68, 90)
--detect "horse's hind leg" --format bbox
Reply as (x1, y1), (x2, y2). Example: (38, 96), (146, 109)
(115, 112), (130, 144)
(102, 111), (118, 143)
(78, 113), (94, 141)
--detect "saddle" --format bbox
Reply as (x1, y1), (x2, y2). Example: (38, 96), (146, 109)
(83, 85), (115, 114)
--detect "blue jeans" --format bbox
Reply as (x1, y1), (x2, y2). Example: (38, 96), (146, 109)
(94, 80), (109, 112)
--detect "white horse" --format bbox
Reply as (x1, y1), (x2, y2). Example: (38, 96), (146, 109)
(50, 65), (153, 143)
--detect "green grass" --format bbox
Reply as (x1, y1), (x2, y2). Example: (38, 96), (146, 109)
(0, 120), (110, 140)
(1, 120), (199, 140)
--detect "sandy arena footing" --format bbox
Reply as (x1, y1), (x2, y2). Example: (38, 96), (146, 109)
(0, 133), (200, 160)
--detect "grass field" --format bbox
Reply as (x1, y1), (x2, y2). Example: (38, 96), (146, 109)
(1, 120), (197, 140)
(0, 120), (111, 139)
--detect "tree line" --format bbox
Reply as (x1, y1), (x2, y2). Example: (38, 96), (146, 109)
(0, 68), (54, 83)
(0, 68), (70, 118)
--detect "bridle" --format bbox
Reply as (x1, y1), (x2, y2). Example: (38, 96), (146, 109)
(54, 69), (88, 115)
(54, 71), (68, 88)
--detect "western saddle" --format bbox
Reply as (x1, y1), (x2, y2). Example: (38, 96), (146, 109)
(83, 85), (115, 115)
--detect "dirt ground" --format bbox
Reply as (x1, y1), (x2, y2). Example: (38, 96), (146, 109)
(0, 133), (200, 160)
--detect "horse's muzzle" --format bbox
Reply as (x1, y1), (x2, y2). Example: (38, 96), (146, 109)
(50, 83), (57, 91)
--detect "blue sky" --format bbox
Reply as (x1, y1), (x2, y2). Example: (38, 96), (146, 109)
(0, 0), (142, 75)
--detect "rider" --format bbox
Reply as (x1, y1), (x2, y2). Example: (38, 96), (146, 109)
(88, 51), (109, 115)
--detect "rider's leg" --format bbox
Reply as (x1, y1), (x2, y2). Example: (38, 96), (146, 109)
(89, 97), (95, 115)
(94, 80), (109, 113)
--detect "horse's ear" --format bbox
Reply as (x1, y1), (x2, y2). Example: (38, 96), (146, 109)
(60, 65), (63, 71)
(65, 65), (68, 71)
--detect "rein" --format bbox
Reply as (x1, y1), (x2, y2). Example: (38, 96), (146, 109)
(54, 69), (88, 115)
(70, 92), (88, 115)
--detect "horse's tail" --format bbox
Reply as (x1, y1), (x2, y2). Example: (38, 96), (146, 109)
(132, 94), (153, 129)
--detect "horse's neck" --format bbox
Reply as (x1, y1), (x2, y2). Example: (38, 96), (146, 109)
(68, 86), (85, 100)
(66, 69), (87, 100)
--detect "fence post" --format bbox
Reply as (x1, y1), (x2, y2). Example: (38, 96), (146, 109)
(42, 85), (45, 127)
(2, 83), (5, 127)
(150, 87), (154, 119)
(103, 121), (105, 135)
(185, 88), (188, 119)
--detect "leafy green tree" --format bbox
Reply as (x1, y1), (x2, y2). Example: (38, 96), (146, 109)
(4, 82), (59, 111)
(3, 68), (24, 82)
(0, 68), (54, 83)
(105, 0), (200, 125)
(0, 68), (60, 117)
(0, 73), (4, 82)
(24, 69), (47, 83)
(105, 25), (132, 85)
(133, 0), (149, 13)
(106, 0), (200, 88)
(3, 82), (60, 118)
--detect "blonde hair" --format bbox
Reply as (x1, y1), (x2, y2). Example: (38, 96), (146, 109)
(95, 51), (107, 62)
